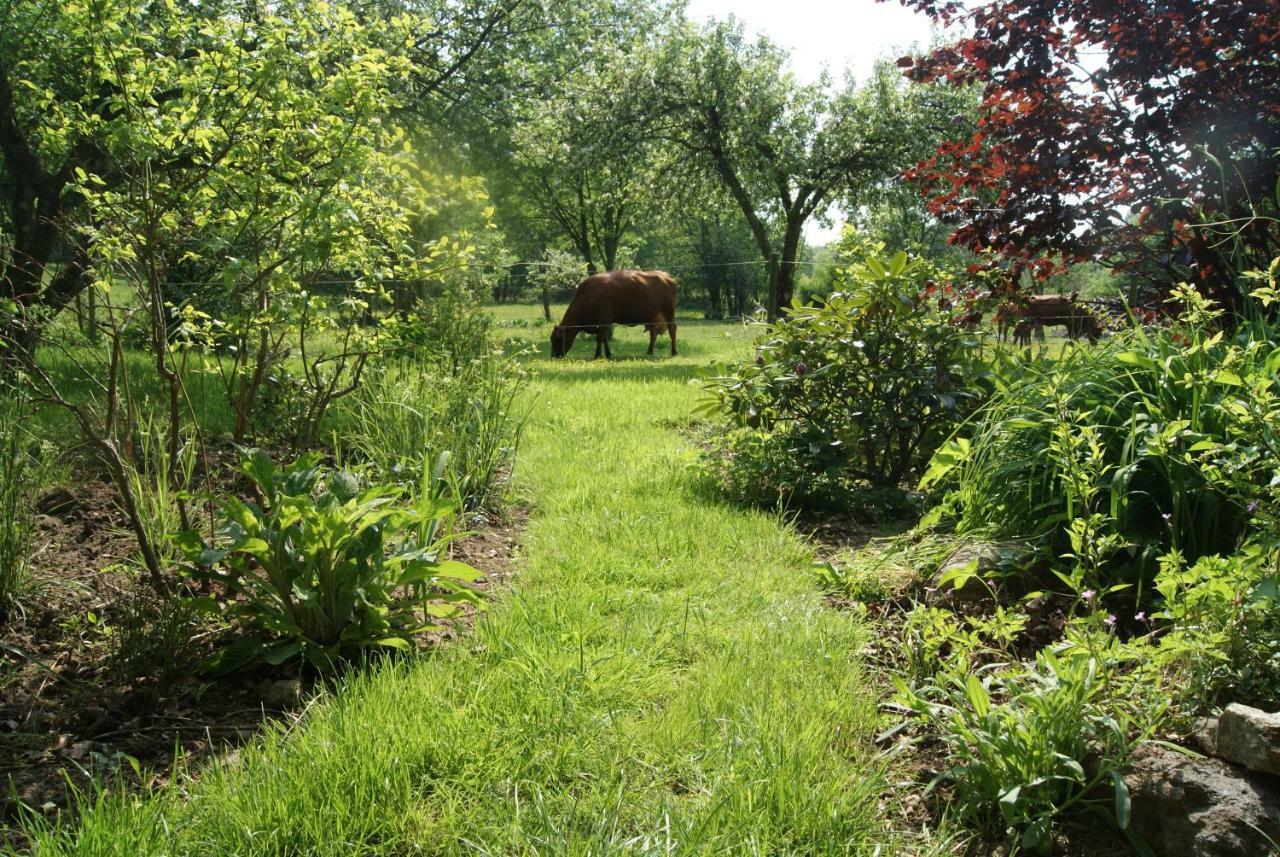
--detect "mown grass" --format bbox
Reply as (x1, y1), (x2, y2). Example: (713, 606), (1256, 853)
(15, 308), (898, 855)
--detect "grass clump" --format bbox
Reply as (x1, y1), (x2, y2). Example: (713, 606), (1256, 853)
(336, 350), (527, 513)
(0, 395), (57, 623)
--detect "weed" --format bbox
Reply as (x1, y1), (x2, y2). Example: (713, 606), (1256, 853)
(896, 649), (1160, 854)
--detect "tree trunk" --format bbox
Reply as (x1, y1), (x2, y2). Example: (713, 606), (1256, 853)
(775, 216), (805, 315)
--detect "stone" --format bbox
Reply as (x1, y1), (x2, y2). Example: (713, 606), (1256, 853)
(1123, 743), (1280, 856)
(1190, 716), (1219, 756)
(1215, 703), (1280, 776)
(257, 679), (301, 710)
(930, 543), (1001, 606)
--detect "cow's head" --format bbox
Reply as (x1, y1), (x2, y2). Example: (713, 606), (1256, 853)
(550, 325), (576, 358)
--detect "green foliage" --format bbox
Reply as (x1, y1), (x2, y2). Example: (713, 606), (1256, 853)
(178, 449), (483, 672)
(121, 414), (197, 565)
(896, 650), (1157, 854)
(0, 395), (55, 622)
(703, 241), (986, 514)
(337, 346), (527, 513)
(926, 285), (1274, 586)
(106, 588), (207, 690)
(1151, 548), (1280, 715)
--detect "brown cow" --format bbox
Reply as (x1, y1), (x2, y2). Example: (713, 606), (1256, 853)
(1000, 294), (1103, 344)
(550, 270), (677, 359)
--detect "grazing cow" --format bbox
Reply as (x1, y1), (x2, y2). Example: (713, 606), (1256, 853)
(1001, 294), (1103, 344)
(550, 270), (678, 359)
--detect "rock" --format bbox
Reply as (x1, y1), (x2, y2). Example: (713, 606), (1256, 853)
(1124, 743), (1280, 856)
(930, 543), (1001, 606)
(1190, 716), (1219, 756)
(1215, 704), (1280, 776)
(257, 679), (301, 710)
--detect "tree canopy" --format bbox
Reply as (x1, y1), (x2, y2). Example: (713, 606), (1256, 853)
(891, 0), (1280, 305)
(648, 19), (968, 314)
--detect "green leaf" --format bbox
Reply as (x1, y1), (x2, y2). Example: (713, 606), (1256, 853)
(375, 636), (411, 650)
(172, 529), (206, 561)
(964, 674), (990, 717)
(1112, 771), (1131, 829)
(889, 250), (907, 278)
(433, 559), (483, 582)
(1115, 351), (1157, 369)
(937, 558), (979, 592)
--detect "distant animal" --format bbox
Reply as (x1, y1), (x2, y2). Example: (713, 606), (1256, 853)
(1001, 294), (1103, 344)
(1012, 317), (1039, 346)
(550, 270), (677, 359)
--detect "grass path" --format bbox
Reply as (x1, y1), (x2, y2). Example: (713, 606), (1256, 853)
(22, 322), (891, 855)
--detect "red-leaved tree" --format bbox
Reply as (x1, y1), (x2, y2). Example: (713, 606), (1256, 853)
(890, 0), (1280, 310)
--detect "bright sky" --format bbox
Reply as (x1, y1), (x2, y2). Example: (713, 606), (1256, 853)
(682, 0), (941, 243)
(683, 0), (938, 85)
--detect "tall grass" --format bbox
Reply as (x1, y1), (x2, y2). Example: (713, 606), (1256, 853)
(0, 396), (55, 622)
(121, 413), (197, 565)
(337, 350), (527, 512)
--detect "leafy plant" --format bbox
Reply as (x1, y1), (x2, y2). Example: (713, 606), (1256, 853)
(702, 240), (987, 513)
(178, 449), (483, 672)
(896, 650), (1159, 854)
(121, 413), (197, 566)
(924, 288), (1270, 588)
(107, 588), (208, 689)
(1151, 548), (1280, 715)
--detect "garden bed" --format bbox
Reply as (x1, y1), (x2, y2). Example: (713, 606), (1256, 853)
(0, 478), (526, 845)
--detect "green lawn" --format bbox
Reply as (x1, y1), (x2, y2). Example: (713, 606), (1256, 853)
(17, 308), (904, 855)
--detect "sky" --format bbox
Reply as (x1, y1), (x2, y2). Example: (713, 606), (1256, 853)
(681, 0), (941, 242)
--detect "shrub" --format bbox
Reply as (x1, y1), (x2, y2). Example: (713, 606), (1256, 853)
(178, 449), (483, 673)
(382, 280), (497, 372)
(924, 285), (1273, 587)
(703, 243), (987, 514)
(1151, 548), (1280, 716)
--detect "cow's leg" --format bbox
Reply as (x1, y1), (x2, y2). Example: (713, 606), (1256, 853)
(598, 326), (612, 359)
(646, 323), (657, 355)
(668, 321), (677, 356)
(594, 328), (605, 359)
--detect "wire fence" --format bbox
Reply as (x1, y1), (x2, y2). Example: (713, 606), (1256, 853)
(109, 256), (826, 289)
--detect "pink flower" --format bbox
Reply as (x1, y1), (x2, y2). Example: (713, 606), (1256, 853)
(1135, 612), (1147, 622)
(1104, 614), (1117, 627)
(1081, 589), (1096, 602)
